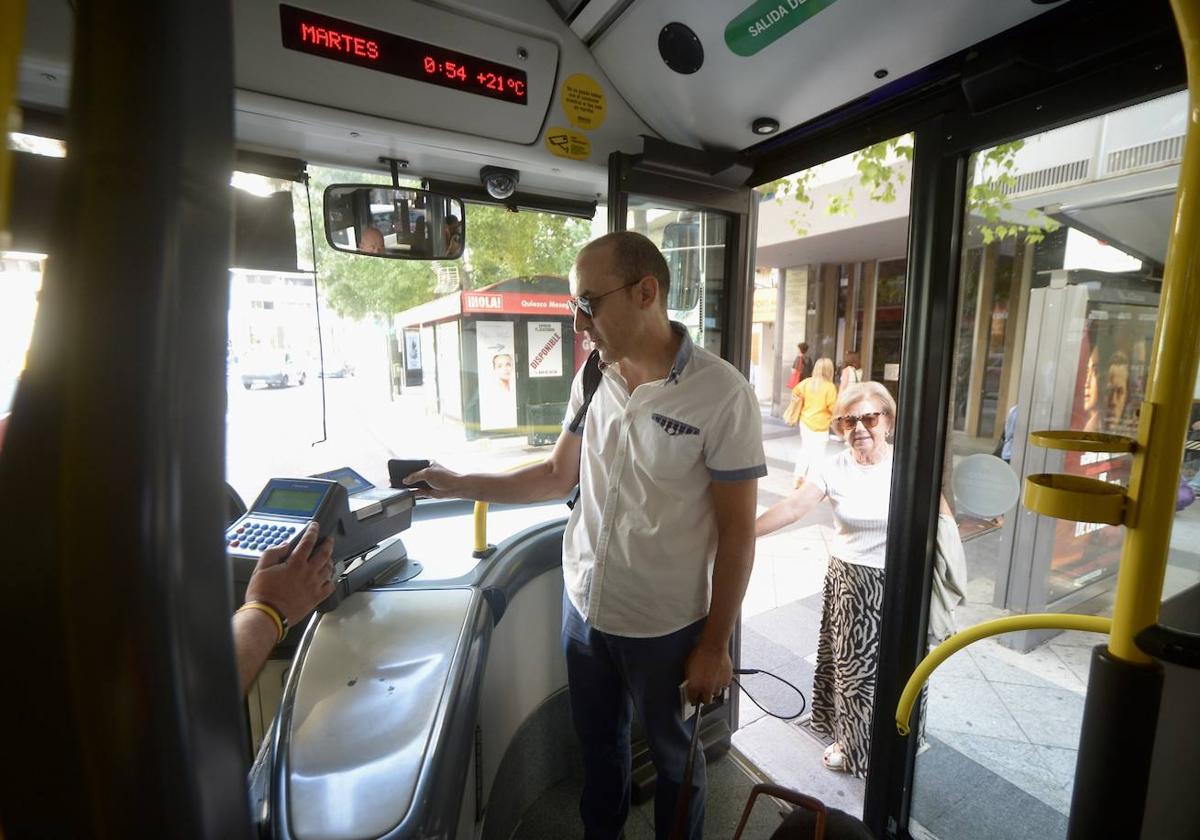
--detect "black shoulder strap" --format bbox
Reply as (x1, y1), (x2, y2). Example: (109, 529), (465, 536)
(566, 350), (602, 510)
(567, 350), (603, 434)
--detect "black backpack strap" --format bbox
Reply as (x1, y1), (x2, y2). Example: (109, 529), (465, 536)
(567, 350), (603, 434)
(566, 350), (602, 509)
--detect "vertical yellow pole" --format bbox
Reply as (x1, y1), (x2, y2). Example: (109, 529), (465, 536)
(0, 0), (27, 242)
(1108, 0), (1200, 664)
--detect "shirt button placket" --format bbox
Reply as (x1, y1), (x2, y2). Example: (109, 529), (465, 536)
(591, 406), (634, 622)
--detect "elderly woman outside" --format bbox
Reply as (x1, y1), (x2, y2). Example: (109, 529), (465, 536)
(757, 381), (953, 778)
(791, 358), (838, 489)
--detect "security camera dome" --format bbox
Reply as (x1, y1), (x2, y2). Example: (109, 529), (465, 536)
(480, 166), (519, 200)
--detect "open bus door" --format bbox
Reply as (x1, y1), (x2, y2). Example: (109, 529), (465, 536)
(606, 140), (757, 800)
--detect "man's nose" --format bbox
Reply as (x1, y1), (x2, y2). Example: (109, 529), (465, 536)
(573, 306), (590, 333)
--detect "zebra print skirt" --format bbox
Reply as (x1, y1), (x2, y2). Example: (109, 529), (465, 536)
(811, 555), (885, 779)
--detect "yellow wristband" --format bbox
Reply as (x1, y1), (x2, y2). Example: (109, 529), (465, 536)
(238, 601), (286, 643)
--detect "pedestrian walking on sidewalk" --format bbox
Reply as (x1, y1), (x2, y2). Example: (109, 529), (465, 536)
(790, 358), (838, 488)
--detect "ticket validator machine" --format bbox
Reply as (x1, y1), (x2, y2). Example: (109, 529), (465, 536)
(229, 467), (421, 746)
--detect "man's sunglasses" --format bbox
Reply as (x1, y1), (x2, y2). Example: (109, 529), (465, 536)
(833, 412), (885, 433)
(567, 279), (642, 319)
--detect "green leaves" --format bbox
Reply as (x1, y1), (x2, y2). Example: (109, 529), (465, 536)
(463, 205), (591, 287)
(766, 135), (1057, 248)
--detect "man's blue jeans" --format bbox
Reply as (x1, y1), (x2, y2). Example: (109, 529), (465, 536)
(562, 593), (706, 840)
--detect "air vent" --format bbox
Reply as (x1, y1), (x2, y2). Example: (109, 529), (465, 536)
(1105, 135), (1185, 176)
(1000, 159), (1090, 197)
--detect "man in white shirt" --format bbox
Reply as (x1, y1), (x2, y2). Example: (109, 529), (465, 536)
(408, 231), (765, 840)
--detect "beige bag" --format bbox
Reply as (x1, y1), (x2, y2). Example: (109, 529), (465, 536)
(783, 382), (806, 426)
(929, 514), (968, 642)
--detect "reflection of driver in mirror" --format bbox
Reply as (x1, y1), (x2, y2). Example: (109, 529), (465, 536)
(443, 214), (462, 255)
(360, 226), (385, 255)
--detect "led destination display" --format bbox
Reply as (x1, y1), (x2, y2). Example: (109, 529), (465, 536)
(279, 4), (528, 105)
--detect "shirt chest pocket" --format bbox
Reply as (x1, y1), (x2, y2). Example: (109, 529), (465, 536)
(628, 412), (705, 481)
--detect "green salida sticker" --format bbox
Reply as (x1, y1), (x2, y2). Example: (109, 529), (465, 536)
(725, 0), (841, 57)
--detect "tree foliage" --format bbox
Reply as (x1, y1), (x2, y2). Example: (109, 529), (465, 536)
(757, 135), (1059, 244)
(463, 204), (592, 288)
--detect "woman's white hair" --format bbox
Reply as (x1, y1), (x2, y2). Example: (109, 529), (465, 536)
(832, 381), (896, 421)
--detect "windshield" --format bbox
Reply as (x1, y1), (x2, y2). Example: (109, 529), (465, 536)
(225, 164), (604, 537)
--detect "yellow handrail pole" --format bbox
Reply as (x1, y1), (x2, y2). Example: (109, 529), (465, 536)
(0, 0), (27, 242)
(471, 458), (545, 556)
(1108, 0), (1200, 665)
(895, 614), (1111, 734)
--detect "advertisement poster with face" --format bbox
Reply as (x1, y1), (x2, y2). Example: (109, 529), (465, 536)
(527, 322), (563, 379)
(477, 321), (517, 430)
(1050, 301), (1157, 601)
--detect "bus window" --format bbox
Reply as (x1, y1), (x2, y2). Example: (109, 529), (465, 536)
(225, 163), (602, 545)
(625, 203), (726, 353)
(912, 89), (1192, 840)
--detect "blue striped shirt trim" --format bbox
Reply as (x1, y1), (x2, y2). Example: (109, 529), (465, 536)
(708, 464), (768, 481)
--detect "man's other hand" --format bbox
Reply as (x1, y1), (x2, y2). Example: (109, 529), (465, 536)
(244, 521), (335, 626)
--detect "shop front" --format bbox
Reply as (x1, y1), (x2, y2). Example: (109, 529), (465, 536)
(394, 277), (587, 442)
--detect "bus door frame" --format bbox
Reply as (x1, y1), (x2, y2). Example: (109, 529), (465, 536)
(742, 2), (1187, 835)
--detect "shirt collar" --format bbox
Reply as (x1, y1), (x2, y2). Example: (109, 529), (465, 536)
(666, 321), (693, 384)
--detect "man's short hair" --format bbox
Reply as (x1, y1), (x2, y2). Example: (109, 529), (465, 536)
(799, 342), (809, 353)
(580, 231), (671, 307)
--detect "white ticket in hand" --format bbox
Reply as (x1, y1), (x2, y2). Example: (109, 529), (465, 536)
(678, 680), (698, 720)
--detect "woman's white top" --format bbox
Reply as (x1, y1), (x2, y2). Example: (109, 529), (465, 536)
(809, 448), (893, 569)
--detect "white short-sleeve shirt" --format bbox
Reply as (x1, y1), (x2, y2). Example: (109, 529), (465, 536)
(808, 448), (893, 569)
(561, 323), (767, 637)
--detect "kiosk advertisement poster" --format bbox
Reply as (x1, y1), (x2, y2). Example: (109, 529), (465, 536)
(421, 326), (437, 414)
(1048, 301), (1157, 601)
(477, 320), (517, 430)
(527, 321), (563, 379)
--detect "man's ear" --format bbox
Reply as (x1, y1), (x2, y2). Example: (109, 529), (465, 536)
(639, 275), (659, 309)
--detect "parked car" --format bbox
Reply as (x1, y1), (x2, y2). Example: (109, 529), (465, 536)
(240, 351), (307, 389)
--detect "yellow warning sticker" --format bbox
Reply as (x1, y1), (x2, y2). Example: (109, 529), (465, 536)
(544, 127), (591, 161)
(560, 74), (607, 131)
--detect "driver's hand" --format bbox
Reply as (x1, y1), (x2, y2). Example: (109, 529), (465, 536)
(405, 462), (462, 499)
(244, 522), (335, 626)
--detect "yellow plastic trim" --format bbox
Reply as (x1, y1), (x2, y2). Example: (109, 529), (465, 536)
(1023, 473), (1126, 525)
(1106, 0), (1200, 664)
(1028, 430), (1134, 453)
(472, 459), (544, 555)
(895, 614), (1111, 735)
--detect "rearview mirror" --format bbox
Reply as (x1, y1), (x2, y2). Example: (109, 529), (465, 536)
(323, 185), (465, 260)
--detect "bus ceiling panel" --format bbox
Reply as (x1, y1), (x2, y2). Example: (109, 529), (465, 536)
(231, 0), (655, 195)
(15, 0), (71, 112)
(234, 92), (610, 200)
(234, 0), (559, 145)
(589, 0), (1054, 151)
